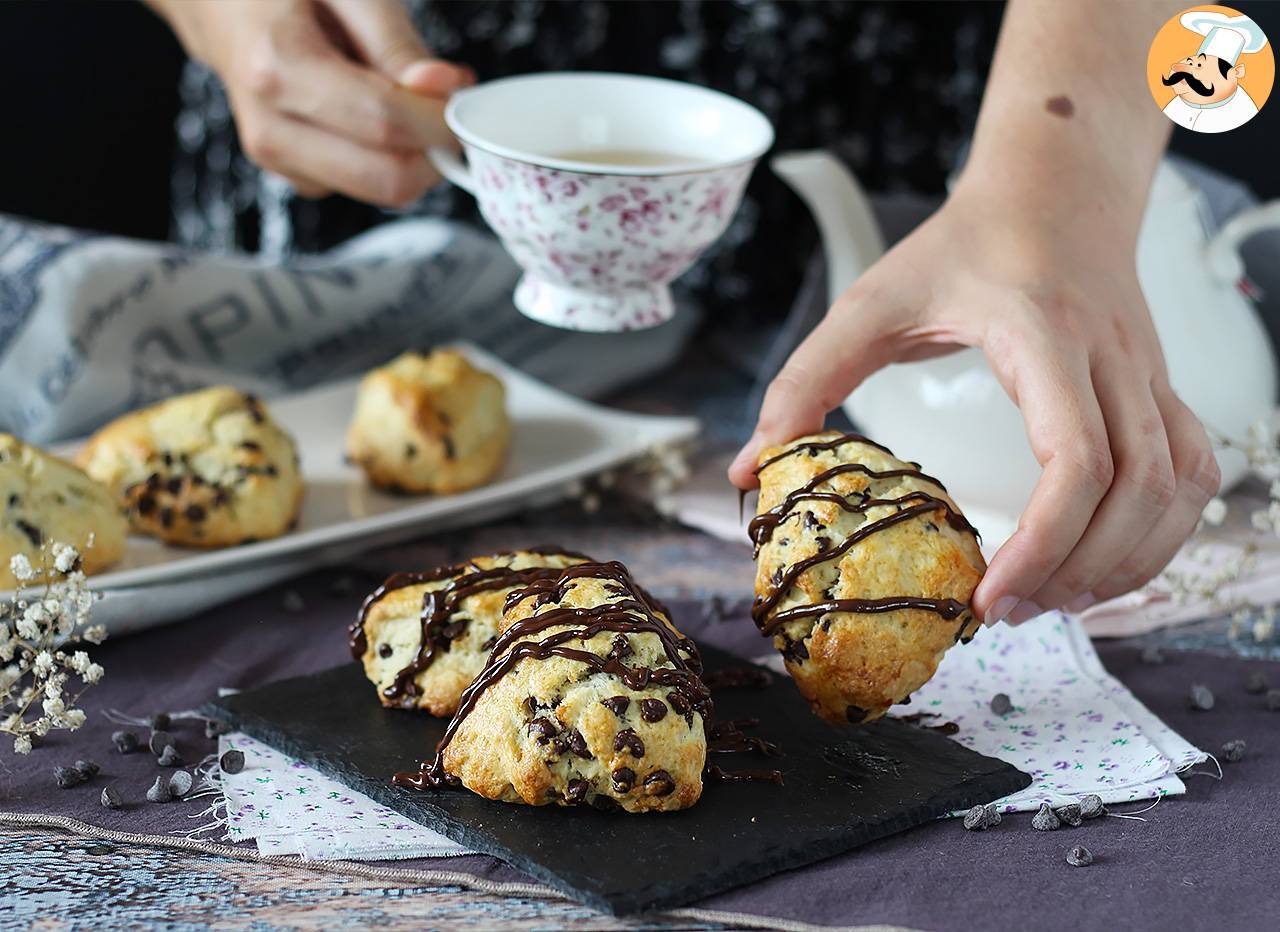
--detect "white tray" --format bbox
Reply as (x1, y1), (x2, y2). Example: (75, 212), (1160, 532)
(8, 344), (699, 634)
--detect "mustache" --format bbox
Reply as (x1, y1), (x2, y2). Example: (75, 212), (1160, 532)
(1163, 70), (1215, 96)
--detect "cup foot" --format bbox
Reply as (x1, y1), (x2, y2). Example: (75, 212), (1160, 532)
(513, 276), (674, 332)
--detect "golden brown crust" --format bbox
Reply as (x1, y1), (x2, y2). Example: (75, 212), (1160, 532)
(753, 431), (985, 725)
(75, 387), (303, 548)
(440, 565), (706, 813)
(357, 550), (588, 717)
(345, 350), (509, 495)
(0, 434), (127, 588)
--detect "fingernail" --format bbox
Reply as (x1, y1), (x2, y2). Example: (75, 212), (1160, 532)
(1006, 600), (1045, 626)
(1065, 592), (1098, 614)
(985, 595), (1019, 627)
(731, 432), (763, 472)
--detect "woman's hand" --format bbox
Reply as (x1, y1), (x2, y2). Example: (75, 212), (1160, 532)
(149, 0), (473, 206)
(729, 177), (1220, 626)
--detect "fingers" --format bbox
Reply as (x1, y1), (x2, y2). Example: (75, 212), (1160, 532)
(325, 0), (463, 89)
(971, 338), (1109, 625)
(728, 296), (898, 489)
(239, 112), (437, 208)
(1023, 359), (1174, 613)
(1089, 388), (1220, 602)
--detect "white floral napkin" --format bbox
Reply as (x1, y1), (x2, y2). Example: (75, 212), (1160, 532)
(217, 733), (469, 860)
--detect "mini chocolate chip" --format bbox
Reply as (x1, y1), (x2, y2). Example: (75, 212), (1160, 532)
(168, 770), (194, 797)
(378, 644), (393, 659)
(803, 511), (819, 530)
(219, 749), (245, 775)
(149, 713), (171, 731)
(845, 705), (867, 724)
(74, 759), (100, 779)
(610, 635), (632, 660)
(528, 717), (558, 744)
(1079, 794), (1105, 819)
(157, 745), (183, 767)
(551, 737), (569, 755)
(640, 699), (668, 723)
(614, 728), (645, 757)
(643, 770), (675, 797)
(612, 766), (636, 792)
(405, 444), (417, 459)
(1032, 802), (1061, 831)
(925, 522), (939, 533)
(440, 620), (468, 640)
(963, 805), (993, 831)
(7, 493), (19, 507)
(984, 804), (1002, 826)
(100, 786), (122, 809)
(1188, 683), (1215, 711)
(146, 776), (173, 803)
(184, 504), (206, 522)
(1055, 803), (1083, 827)
(1221, 738), (1247, 762)
(601, 696), (630, 716)
(771, 566), (783, 586)
(55, 766), (84, 788)
(240, 441), (261, 452)
(1066, 846), (1094, 867)
(165, 477), (183, 495)
(148, 731), (174, 755)
(667, 692), (690, 715)
(161, 452), (173, 467)
(136, 494), (156, 516)
(814, 536), (829, 552)
(112, 730), (139, 754)
(523, 696), (539, 715)
(264, 464), (278, 477)
(442, 437), (455, 460)
(159, 508), (174, 529)
(15, 519), (41, 547)
(567, 729), (592, 759)
(989, 693), (1013, 716)
(565, 778), (589, 804)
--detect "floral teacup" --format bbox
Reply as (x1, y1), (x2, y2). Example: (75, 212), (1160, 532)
(429, 72), (774, 332)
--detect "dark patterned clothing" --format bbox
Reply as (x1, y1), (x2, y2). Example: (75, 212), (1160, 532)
(172, 1), (1003, 325)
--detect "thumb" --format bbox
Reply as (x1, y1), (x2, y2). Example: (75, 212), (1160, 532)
(325, 0), (469, 93)
(728, 301), (897, 489)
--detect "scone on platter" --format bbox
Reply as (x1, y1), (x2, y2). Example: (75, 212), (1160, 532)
(351, 548), (591, 717)
(346, 349), (509, 495)
(750, 431), (985, 725)
(76, 387), (302, 548)
(401, 561), (711, 813)
(0, 434), (127, 588)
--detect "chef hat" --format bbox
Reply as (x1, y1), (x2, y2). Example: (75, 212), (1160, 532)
(1180, 11), (1268, 65)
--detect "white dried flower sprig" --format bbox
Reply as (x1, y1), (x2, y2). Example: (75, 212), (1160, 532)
(1, 543), (105, 754)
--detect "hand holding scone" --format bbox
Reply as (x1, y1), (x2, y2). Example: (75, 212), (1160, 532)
(750, 432), (984, 725)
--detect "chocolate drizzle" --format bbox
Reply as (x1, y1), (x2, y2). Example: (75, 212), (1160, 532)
(349, 546), (589, 703)
(393, 561), (711, 791)
(748, 433), (979, 642)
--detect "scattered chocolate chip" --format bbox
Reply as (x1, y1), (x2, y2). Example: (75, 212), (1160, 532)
(74, 759), (100, 779)
(963, 805), (992, 831)
(984, 804), (1002, 826)
(1079, 794), (1105, 820)
(282, 590), (305, 613)
(771, 566), (783, 586)
(528, 718), (558, 744)
(1245, 671), (1269, 694)
(550, 737), (569, 755)
(610, 635), (632, 660)
(7, 493), (19, 507)
(1188, 683), (1215, 711)
(782, 636), (809, 662)
(643, 770), (675, 797)
(405, 444), (417, 459)
(814, 536), (829, 552)
(219, 749), (245, 775)
(564, 778), (589, 804)
(845, 705), (867, 724)
(159, 507), (174, 529)
(204, 719), (230, 739)
(157, 745), (183, 767)
(149, 713), (171, 731)
(146, 776), (173, 803)
(601, 696), (630, 717)
(240, 440), (261, 452)
(149, 731), (174, 755)
(1032, 802), (1061, 831)
(442, 437), (455, 460)
(264, 464), (278, 478)
(15, 519), (41, 547)
(1221, 739), (1247, 763)
(1066, 846), (1094, 867)
(990, 693), (1013, 716)
(112, 730), (139, 754)
(55, 766), (84, 788)
(567, 730), (592, 760)
(168, 770), (194, 797)
(611, 766), (636, 792)
(164, 477), (183, 495)
(160, 452), (173, 467)
(614, 728), (645, 758)
(100, 785), (122, 809)
(640, 699), (668, 723)
(184, 504), (206, 522)
(1267, 689), (1280, 712)
(1140, 646), (1166, 665)
(378, 643), (394, 659)
(1054, 803), (1083, 827)
(136, 495), (157, 516)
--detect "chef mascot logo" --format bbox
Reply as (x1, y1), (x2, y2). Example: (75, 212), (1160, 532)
(1147, 6), (1273, 133)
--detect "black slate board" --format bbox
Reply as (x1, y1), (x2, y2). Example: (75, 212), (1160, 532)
(205, 646), (1029, 915)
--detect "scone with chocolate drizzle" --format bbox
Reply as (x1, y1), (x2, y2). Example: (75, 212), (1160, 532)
(750, 431), (985, 725)
(351, 548), (591, 716)
(396, 561), (711, 813)
(77, 387), (302, 548)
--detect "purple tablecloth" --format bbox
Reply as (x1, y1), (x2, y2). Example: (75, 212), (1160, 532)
(2, 570), (1276, 930)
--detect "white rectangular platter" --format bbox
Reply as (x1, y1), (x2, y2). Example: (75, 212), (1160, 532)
(9, 344), (699, 634)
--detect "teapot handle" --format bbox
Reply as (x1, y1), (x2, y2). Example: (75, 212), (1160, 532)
(1206, 200), (1280, 287)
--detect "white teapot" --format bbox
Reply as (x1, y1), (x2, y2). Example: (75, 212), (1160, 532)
(772, 151), (1279, 545)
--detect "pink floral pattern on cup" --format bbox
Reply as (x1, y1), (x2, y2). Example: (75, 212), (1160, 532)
(462, 145), (755, 331)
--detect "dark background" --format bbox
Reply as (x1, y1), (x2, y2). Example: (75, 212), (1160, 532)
(0, 0), (1275, 244)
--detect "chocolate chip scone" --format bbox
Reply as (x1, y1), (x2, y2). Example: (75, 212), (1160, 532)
(346, 349), (509, 495)
(750, 431), (985, 725)
(0, 434), (127, 588)
(351, 547), (592, 716)
(399, 561), (710, 813)
(76, 387), (302, 548)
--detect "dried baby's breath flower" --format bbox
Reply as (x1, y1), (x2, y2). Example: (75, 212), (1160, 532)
(1201, 498), (1227, 526)
(2, 542), (104, 755)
